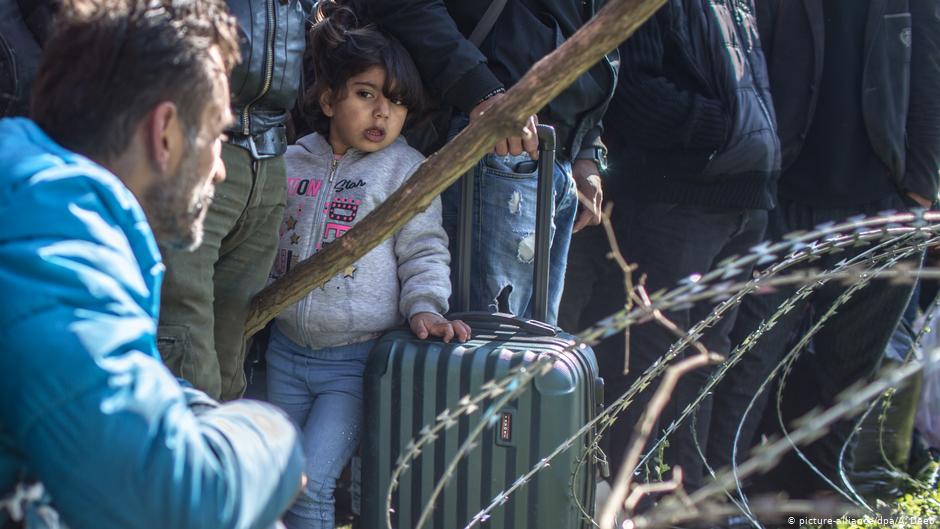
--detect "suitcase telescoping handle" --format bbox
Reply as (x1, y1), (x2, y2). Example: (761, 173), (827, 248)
(447, 311), (556, 336)
(454, 124), (557, 323)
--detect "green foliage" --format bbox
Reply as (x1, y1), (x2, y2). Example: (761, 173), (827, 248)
(831, 489), (940, 529)
(654, 438), (671, 482)
(803, 463), (940, 529)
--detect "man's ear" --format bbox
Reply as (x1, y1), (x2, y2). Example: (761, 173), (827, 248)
(319, 88), (335, 118)
(145, 101), (182, 173)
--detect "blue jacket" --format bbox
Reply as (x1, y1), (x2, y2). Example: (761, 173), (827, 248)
(0, 118), (303, 529)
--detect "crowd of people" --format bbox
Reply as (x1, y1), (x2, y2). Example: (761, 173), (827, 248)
(1, 0), (938, 528)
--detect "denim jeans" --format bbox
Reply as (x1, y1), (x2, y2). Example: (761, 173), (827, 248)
(441, 139), (577, 325)
(602, 200), (768, 491)
(265, 324), (373, 529)
(710, 194), (922, 498)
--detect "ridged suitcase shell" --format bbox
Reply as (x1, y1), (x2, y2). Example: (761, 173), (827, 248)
(360, 320), (601, 529)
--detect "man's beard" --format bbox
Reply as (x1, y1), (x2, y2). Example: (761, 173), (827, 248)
(144, 144), (215, 251)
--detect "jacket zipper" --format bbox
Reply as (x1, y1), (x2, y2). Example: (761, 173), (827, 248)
(298, 157), (340, 344)
(311, 158), (340, 250)
(329, 158), (339, 182)
(241, 0), (277, 136)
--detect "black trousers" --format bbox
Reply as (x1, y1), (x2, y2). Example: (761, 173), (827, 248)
(707, 194), (922, 498)
(558, 224), (625, 333)
(603, 199), (768, 492)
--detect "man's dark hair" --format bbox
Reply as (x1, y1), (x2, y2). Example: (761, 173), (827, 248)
(304, 0), (426, 135)
(31, 0), (239, 159)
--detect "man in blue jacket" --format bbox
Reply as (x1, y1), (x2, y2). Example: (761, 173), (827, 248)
(0, 1), (303, 528)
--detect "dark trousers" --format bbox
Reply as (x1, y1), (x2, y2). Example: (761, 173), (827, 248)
(603, 200), (768, 491)
(558, 224), (625, 333)
(708, 194), (921, 498)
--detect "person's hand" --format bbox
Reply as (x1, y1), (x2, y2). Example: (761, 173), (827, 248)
(410, 312), (471, 343)
(469, 93), (539, 159)
(907, 191), (934, 208)
(572, 159), (604, 232)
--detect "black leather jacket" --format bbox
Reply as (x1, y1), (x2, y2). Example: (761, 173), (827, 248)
(368, 0), (618, 161)
(226, 0), (306, 156)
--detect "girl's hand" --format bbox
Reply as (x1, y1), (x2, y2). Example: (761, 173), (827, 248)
(410, 312), (471, 343)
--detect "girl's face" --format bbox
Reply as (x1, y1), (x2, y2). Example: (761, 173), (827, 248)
(320, 66), (409, 155)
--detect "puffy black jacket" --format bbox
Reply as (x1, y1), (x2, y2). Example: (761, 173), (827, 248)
(367, 0), (619, 160)
(226, 0), (306, 141)
(756, 0), (940, 202)
(607, 0), (780, 209)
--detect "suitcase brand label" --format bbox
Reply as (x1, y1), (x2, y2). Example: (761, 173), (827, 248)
(499, 411), (513, 444)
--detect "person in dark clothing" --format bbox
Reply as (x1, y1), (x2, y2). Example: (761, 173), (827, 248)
(708, 0), (940, 500)
(157, 0), (307, 401)
(366, 0), (618, 325)
(0, 0), (57, 117)
(601, 0), (779, 493)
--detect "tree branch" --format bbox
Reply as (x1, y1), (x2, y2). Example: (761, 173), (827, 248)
(244, 0), (668, 337)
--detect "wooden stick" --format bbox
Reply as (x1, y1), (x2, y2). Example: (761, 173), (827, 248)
(245, 0), (667, 337)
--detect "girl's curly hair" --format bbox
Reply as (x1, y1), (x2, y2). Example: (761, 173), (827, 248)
(304, 0), (426, 135)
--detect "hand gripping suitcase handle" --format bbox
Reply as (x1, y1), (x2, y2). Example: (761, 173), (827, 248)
(454, 125), (556, 322)
(447, 311), (556, 336)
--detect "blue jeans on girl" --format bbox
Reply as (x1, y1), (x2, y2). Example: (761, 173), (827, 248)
(265, 323), (374, 529)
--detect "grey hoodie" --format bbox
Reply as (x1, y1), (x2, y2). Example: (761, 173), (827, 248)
(271, 133), (451, 348)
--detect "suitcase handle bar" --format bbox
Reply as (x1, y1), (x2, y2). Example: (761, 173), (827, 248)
(448, 311), (557, 337)
(453, 125), (556, 322)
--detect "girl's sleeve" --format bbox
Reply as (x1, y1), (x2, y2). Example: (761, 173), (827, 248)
(393, 167), (452, 319)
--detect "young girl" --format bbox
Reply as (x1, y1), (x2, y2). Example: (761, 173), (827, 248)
(265, 3), (471, 528)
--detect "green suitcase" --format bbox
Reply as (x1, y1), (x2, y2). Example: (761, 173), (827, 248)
(360, 126), (604, 529)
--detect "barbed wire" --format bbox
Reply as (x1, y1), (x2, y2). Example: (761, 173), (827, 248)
(726, 241), (929, 528)
(772, 250), (928, 502)
(689, 346), (940, 509)
(572, 221), (937, 479)
(631, 231), (934, 526)
(637, 229), (929, 472)
(378, 212), (940, 529)
(627, 347), (940, 529)
(834, 285), (940, 509)
(644, 236), (923, 527)
(494, 239), (936, 525)
(573, 225), (934, 521)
